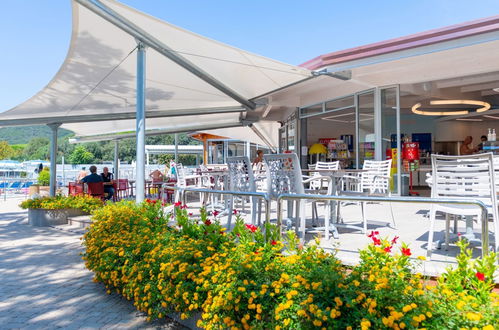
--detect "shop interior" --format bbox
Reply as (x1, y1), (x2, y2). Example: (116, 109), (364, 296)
(300, 71), (499, 195)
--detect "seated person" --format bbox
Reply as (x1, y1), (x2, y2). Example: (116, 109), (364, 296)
(149, 169), (164, 182)
(77, 167), (87, 181)
(79, 166), (104, 197)
(100, 167), (114, 200)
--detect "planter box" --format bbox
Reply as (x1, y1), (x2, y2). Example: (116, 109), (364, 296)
(28, 208), (89, 227)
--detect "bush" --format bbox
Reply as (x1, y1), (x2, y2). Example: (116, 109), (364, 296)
(83, 203), (499, 329)
(20, 194), (104, 213)
(37, 167), (50, 186)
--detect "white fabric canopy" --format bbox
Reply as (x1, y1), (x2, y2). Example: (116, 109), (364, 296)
(0, 0), (311, 144)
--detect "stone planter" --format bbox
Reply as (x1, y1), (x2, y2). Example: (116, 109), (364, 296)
(28, 208), (88, 227)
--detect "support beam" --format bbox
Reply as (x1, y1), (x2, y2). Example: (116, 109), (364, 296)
(75, 0), (256, 110)
(248, 124), (277, 153)
(135, 43), (146, 203)
(48, 123), (61, 197)
(113, 140), (119, 181)
(174, 133), (179, 163)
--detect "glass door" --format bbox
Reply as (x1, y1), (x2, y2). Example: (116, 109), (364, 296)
(356, 90), (375, 167)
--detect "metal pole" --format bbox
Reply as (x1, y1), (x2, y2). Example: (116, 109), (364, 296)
(48, 123), (61, 197)
(114, 140), (119, 181)
(174, 133), (179, 163)
(135, 43), (146, 203)
(62, 155), (65, 188)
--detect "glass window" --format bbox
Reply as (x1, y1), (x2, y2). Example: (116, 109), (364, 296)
(357, 91), (375, 166)
(325, 95), (354, 113)
(300, 103), (323, 117)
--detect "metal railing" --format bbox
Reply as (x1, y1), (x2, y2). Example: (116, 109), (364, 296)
(166, 185), (271, 226)
(277, 193), (490, 257)
(164, 183), (492, 257)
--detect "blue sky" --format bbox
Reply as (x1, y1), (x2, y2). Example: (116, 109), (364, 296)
(1, 0), (499, 112)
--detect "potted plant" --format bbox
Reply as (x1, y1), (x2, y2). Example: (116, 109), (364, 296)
(20, 195), (104, 226)
(29, 167), (51, 196)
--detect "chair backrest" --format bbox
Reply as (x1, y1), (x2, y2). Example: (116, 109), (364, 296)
(315, 161), (340, 171)
(227, 156), (256, 193)
(173, 163), (187, 187)
(361, 159), (392, 193)
(86, 182), (105, 196)
(431, 153), (496, 206)
(117, 179), (129, 190)
(263, 153), (304, 199)
(68, 182), (84, 196)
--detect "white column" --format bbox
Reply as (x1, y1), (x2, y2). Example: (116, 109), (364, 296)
(113, 140), (119, 181)
(48, 123), (61, 197)
(174, 133), (179, 163)
(135, 43), (146, 203)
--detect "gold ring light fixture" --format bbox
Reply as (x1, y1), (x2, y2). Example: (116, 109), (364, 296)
(411, 99), (491, 116)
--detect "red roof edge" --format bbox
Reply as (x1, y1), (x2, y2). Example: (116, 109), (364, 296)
(300, 15), (499, 70)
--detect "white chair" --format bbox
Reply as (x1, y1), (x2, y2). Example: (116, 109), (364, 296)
(427, 153), (498, 258)
(263, 153), (336, 240)
(226, 156), (264, 229)
(173, 163), (204, 204)
(309, 161), (340, 190)
(337, 159), (395, 234)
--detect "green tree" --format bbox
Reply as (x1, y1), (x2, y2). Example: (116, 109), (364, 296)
(0, 141), (14, 160)
(69, 145), (95, 164)
(9, 144), (26, 160)
(22, 137), (50, 160)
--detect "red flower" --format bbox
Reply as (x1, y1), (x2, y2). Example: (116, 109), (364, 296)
(188, 212), (193, 216)
(401, 247), (412, 256)
(174, 201), (182, 207)
(212, 210), (220, 217)
(219, 231), (225, 235)
(367, 231), (379, 238)
(391, 236), (399, 244)
(233, 209), (238, 215)
(271, 240), (277, 246)
(204, 219), (212, 226)
(180, 204), (188, 209)
(245, 224), (258, 233)
(457, 232), (462, 237)
(475, 272), (485, 281)
(372, 237), (381, 246)
(384, 245), (392, 253)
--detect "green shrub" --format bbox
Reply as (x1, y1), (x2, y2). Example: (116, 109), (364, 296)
(37, 167), (50, 186)
(20, 194), (104, 213)
(83, 203), (499, 329)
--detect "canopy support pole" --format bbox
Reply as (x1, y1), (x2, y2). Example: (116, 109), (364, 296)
(48, 123), (61, 197)
(135, 42), (146, 203)
(248, 124), (276, 153)
(174, 133), (179, 163)
(113, 140), (119, 181)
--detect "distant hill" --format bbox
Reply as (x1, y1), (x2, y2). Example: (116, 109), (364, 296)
(0, 125), (73, 144)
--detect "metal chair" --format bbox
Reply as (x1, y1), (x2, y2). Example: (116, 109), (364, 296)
(226, 156), (265, 229)
(337, 159), (395, 234)
(427, 153), (498, 258)
(264, 153), (335, 240)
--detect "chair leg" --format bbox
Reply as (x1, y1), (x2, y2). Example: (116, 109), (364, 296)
(227, 196), (234, 230)
(427, 206), (437, 259)
(250, 197), (257, 226)
(445, 213), (450, 250)
(389, 202), (396, 228)
(361, 202), (367, 234)
(324, 201), (330, 240)
(299, 200), (306, 242)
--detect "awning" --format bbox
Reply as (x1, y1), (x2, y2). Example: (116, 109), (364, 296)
(0, 0), (311, 139)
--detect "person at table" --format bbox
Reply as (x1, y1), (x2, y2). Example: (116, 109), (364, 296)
(77, 167), (87, 181)
(477, 135), (487, 151)
(149, 169), (164, 182)
(79, 165), (103, 184)
(460, 136), (478, 155)
(100, 166), (114, 200)
(252, 150), (264, 166)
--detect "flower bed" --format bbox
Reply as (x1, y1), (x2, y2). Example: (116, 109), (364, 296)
(83, 202), (499, 329)
(21, 195), (104, 226)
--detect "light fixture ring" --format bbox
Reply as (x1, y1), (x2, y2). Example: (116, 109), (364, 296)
(411, 99), (491, 116)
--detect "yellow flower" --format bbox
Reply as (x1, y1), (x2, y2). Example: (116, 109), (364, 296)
(482, 326), (494, 330)
(417, 255), (426, 261)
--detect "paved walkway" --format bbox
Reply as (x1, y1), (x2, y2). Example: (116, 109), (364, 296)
(0, 198), (184, 330)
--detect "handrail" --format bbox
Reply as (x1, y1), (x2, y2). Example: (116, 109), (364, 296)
(163, 183), (491, 257)
(165, 184), (271, 225)
(277, 193), (490, 257)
